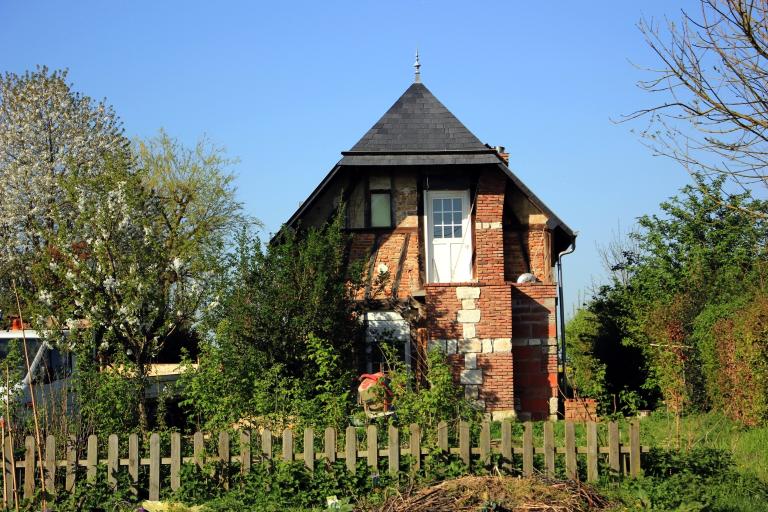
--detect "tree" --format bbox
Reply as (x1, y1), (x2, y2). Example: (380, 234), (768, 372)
(32, 132), (242, 431)
(0, 66), (128, 308)
(632, 0), (768, 208)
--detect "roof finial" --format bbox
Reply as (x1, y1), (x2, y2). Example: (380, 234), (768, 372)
(414, 49), (421, 83)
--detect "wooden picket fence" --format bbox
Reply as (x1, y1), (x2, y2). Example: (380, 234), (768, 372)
(0, 419), (647, 506)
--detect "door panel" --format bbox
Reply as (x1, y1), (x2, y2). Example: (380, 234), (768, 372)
(425, 190), (472, 283)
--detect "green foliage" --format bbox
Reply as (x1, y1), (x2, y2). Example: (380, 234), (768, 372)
(604, 447), (768, 512)
(376, 343), (482, 441)
(564, 309), (607, 401)
(181, 212), (362, 430)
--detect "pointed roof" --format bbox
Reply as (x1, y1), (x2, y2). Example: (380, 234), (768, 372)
(339, 82), (501, 166)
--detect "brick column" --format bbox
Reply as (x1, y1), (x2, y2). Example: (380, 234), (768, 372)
(475, 169), (506, 284)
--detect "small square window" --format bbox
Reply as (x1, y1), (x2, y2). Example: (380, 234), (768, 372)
(371, 192), (391, 227)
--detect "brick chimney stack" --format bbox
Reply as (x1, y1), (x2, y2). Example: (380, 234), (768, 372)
(494, 145), (509, 165)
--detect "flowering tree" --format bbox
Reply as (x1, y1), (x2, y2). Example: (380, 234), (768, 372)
(0, 66), (128, 303)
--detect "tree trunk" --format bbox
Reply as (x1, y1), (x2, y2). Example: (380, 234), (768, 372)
(136, 357), (149, 433)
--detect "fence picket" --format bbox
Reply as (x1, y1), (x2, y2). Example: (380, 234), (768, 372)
(282, 429), (293, 462)
(388, 425), (399, 476)
(87, 435), (98, 482)
(4, 434), (14, 508)
(108, 434), (119, 488)
(219, 431), (230, 490)
(65, 434), (76, 493)
(149, 433), (160, 501)
(437, 421), (448, 452)
(45, 435), (55, 495)
(586, 422), (598, 483)
(366, 425), (377, 470)
(501, 419), (512, 472)
(23, 436), (34, 500)
(543, 421), (555, 476)
(608, 422), (620, 474)
(240, 430), (252, 474)
(565, 421), (577, 480)
(630, 419), (641, 478)
(171, 433), (181, 492)
(345, 426), (356, 473)
(193, 431), (204, 468)
(128, 433), (139, 496)
(303, 428), (314, 470)
(261, 429), (272, 460)
(522, 422), (533, 477)
(409, 424), (421, 471)
(324, 427), (336, 463)
(459, 421), (470, 466)
(480, 421), (491, 465)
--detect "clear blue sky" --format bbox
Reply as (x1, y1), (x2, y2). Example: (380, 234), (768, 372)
(0, 1), (696, 314)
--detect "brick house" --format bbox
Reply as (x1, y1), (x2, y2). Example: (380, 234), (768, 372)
(284, 74), (575, 421)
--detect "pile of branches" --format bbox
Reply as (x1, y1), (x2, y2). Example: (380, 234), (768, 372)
(373, 475), (610, 512)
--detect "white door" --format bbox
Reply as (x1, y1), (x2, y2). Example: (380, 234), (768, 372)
(425, 190), (472, 283)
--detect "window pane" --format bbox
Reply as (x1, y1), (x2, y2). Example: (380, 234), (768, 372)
(453, 226), (462, 238)
(453, 198), (462, 211)
(433, 226), (442, 239)
(432, 198), (442, 213)
(453, 211), (462, 224)
(444, 226), (453, 238)
(434, 212), (443, 226)
(371, 193), (391, 227)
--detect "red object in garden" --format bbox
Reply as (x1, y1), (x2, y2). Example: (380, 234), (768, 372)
(358, 372), (393, 418)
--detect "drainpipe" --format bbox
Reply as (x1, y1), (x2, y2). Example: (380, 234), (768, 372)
(556, 237), (576, 400)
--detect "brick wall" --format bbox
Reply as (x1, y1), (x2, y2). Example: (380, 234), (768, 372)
(475, 169), (506, 284)
(512, 283), (558, 420)
(503, 227), (553, 283)
(564, 398), (598, 422)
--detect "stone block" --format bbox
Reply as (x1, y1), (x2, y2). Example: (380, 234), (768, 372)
(456, 286), (481, 300)
(427, 339), (445, 353)
(512, 338), (528, 347)
(461, 299), (476, 310)
(482, 339), (493, 353)
(493, 338), (512, 353)
(549, 397), (559, 414)
(546, 338), (558, 346)
(458, 338), (481, 353)
(460, 369), (483, 385)
(491, 410), (517, 422)
(445, 339), (458, 354)
(464, 385), (479, 400)
(463, 323), (476, 339)
(457, 309), (481, 323)
(527, 338), (542, 346)
(464, 353), (477, 369)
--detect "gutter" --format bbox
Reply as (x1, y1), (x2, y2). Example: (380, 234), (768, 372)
(556, 237), (576, 400)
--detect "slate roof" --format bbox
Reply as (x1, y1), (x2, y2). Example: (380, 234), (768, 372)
(339, 82), (500, 166)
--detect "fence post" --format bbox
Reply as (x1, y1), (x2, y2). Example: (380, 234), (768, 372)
(388, 425), (399, 476)
(261, 428), (272, 460)
(240, 430), (252, 475)
(282, 429), (293, 462)
(108, 434), (119, 488)
(219, 431), (230, 490)
(149, 433), (160, 501)
(608, 421), (620, 475)
(522, 422), (533, 477)
(543, 421), (555, 476)
(4, 434), (14, 508)
(23, 436), (34, 500)
(565, 421), (577, 479)
(459, 421), (470, 466)
(45, 434), (56, 496)
(501, 419), (512, 473)
(345, 426), (356, 473)
(409, 423), (421, 472)
(170, 432), (181, 492)
(630, 419), (641, 478)
(65, 434), (76, 493)
(128, 433), (139, 496)
(366, 425), (378, 471)
(437, 421), (448, 453)
(480, 421), (491, 466)
(86, 435), (98, 483)
(586, 421), (598, 483)
(303, 428), (314, 471)
(324, 427), (336, 463)
(193, 431), (205, 468)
